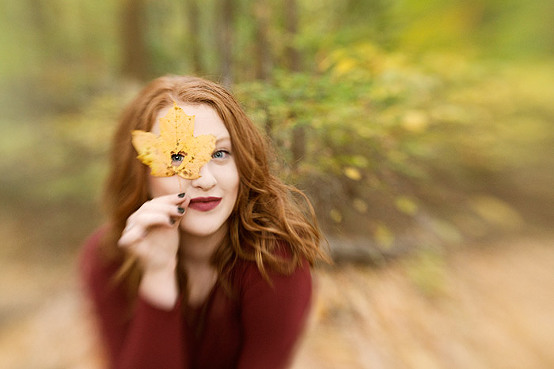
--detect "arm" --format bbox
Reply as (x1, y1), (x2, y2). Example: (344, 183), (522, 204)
(80, 230), (188, 369)
(238, 260), (313, 369)
(80, 218), (187, 369)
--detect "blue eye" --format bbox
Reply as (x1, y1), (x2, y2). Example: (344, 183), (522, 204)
(212, 149), (230, 160)
(171, 153), (186, 166)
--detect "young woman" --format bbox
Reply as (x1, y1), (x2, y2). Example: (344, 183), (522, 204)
(80, 75), (328, 369)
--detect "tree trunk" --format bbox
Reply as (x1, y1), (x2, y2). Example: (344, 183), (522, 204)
(284, 0), (301, 72)
(218, 0), (234, 88)
(184, 0), (203, 75)
(253, 0), (274, 140)
(284, 0), (305, 169)
(26, 0), (54, 58)
(253, 0), (272, 81)
(120, 0), (150, 81)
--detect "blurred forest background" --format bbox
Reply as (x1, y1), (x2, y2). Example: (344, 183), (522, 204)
(0, 0), (553, 368)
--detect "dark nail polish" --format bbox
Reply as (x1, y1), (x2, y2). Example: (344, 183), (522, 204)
(177, 207), (185, 214)
(178, 193), (186, 198)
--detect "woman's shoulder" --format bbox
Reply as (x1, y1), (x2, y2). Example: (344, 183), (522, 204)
(230, 241), (312, 295)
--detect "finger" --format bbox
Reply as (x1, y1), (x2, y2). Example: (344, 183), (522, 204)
(149, 192), (189, 206)
(177, 196), (191, 214)
(148, 196), (191, 218)
(118, 225), (146, 248)
(119, 213), (174, 247)
(121, 194), (190, 245)
(138, 202), (188, 218)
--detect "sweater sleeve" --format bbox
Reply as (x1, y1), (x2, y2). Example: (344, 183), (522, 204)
(237, 259), (313, 369)
(79, 230), (187, 369)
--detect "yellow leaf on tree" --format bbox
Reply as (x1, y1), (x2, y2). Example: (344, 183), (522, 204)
(402, 110), (429, 133)
(374, 223), (394, 249)
(353, 198), (368, 213)
(131, 103), (216, 179)
(344, 167), (362, 181)
(395, 196), (418, 215)
(329, 209), (343, 223)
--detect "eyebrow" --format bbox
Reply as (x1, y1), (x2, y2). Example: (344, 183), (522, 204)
(216, 136), (231, 145)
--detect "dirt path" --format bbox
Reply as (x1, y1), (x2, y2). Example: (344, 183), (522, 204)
(1, 235), (553, 369)
(293, 236), (554, 369)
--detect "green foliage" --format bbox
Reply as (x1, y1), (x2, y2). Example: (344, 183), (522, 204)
(1, 0), (553, 255)
(235, 43), (554, 243)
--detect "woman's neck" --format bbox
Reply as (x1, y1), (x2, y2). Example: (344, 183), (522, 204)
(179, 228), (225, 307)
(178, 225), (227, 268)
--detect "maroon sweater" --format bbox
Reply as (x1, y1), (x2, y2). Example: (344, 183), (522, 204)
(80, 229), (312, 369)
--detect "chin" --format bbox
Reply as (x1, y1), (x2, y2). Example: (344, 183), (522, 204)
(179, 218), (228, 238)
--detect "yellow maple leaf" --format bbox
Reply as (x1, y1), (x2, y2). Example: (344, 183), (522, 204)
(131, 103), (216, 179)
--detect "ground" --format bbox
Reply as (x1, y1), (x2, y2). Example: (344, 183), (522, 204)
(1, 233), (553, 369)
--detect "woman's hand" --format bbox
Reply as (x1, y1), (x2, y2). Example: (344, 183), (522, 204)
(118, 193), (189, 308)
(119, 193), (188, 271)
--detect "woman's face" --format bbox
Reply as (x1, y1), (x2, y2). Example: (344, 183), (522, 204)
(147, 103), (239, 240)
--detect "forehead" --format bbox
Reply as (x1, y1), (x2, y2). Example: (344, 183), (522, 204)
(152, 103), (229, 139)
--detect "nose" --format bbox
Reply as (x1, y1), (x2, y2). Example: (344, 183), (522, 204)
(190, 163), (216, 190)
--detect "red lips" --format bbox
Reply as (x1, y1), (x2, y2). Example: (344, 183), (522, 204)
(188, 197), (222, 212)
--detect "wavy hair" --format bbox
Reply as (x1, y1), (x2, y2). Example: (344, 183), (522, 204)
(101, 75), (328, 296)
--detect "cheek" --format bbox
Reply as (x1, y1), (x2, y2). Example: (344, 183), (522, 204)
(224, 165), (240, 196)
(148, 176), (187, 198)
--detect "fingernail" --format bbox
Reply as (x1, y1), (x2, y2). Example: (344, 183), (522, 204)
(177, 207), (185, 214)
(178, 193), (186, 198)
